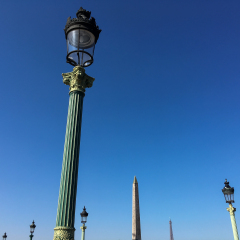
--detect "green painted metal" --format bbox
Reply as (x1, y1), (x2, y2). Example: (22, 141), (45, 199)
(81, 224), (87, 240)
(81, 228), (85, 240)
(230, 212), (239, 240)
(56, 91), (85, 228)
(29, 234), (33, 240)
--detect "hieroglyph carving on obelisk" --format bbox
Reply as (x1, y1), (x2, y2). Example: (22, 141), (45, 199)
(132, 176), (141, 240)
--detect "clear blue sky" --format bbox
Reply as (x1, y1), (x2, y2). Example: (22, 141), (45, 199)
(0, 1), (240, 240)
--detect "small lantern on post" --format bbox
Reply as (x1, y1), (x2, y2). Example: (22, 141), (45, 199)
(80, 206), (88, 240)
(222, 179), (239, 240)
(2, 233), (7, 240)
(64, 7), (101, 67)
(29, 220), (36, 240)
(81, 206), (88, 224)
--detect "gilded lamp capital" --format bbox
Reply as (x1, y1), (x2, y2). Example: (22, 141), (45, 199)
(62, 66), (95, 93)
(80, 225), (87, 231)
(227, 204), (236, 215)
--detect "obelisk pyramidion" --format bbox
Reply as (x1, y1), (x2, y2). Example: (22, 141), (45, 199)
(132, 176), (141, 240)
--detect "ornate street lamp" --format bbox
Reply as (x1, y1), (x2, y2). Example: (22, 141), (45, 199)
(64, 7), (101, 67)
(80, 206), (88, 240)
(222, 179), (239, 240)
(53, 7), (101, 240)
(2, 233), (7, 240)
(81, 206), (88, 224)
(29, 220), (36, 240)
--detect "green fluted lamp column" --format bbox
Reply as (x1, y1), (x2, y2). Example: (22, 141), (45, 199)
(222, 179), (239, 240)
(227, 204), (239, 240)
(80, 224), (87, 240)
(53, 66), (94, 240)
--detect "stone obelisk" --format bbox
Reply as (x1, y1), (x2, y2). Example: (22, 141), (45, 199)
(132, 176), (141, 240)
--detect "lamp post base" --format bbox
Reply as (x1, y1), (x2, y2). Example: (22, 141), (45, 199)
(53, 227), (75, 240)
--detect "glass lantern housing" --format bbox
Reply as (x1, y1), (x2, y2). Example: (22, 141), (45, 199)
(64, 7), (101, 67)
(222, 179), (234, 204)
(67, 29), (95, 67)
(30, 221), (36, 234)
(80, 206), (88, 224)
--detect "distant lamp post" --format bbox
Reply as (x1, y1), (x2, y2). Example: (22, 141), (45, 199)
(222, 179), (239, 240)
(80, 206), (88, 240)
(2, 233), (7, 240)
(29, 220), (36, 240)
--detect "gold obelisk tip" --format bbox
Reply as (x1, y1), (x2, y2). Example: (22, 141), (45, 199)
(133, 176), (138, 183)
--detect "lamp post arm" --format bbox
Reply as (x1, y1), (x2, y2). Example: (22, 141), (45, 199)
(227, 204), (239, 240)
